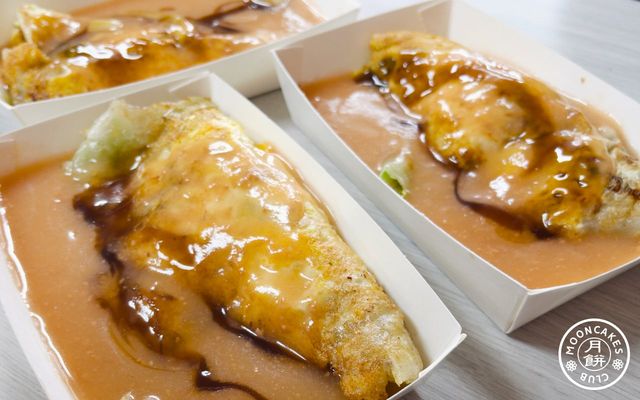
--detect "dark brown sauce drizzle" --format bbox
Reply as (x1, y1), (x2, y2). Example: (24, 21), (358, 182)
(452, 172), (553, 239)
(196, 359), (268, 400)
(72, 177), (299, 399)
(210, 304), (307, 361)
(49, 1), (282, 56)
(197, 0), (276, 32)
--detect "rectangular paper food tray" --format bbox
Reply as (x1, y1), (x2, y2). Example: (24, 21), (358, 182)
(273, 0), (640, 333)
(0, 72), (464, 400)
(0, 0), (359, 130)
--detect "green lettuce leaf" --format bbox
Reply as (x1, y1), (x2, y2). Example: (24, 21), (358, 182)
(379, 150), (412, 197)
(65, 100), (166, 185)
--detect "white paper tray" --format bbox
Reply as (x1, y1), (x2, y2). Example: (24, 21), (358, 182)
(273, 0), (640, 333)
(0, 72), (464, 399)
(0, 0), (359, 129)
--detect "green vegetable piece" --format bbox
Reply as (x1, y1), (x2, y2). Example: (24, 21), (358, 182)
(66, 100), (166, 185)
(379, 150), (412, 197)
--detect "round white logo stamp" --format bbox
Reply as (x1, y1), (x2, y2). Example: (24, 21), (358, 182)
(559, 318), (630, 390)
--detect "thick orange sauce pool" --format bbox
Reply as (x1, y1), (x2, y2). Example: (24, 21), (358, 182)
(0, 158), (344, 400)
(302, 75), (640, 289)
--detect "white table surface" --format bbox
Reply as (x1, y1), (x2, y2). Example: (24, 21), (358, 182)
(1, 0), (639, 399)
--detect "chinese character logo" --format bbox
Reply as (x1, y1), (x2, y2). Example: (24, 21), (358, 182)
(559, 318), (630, 390)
